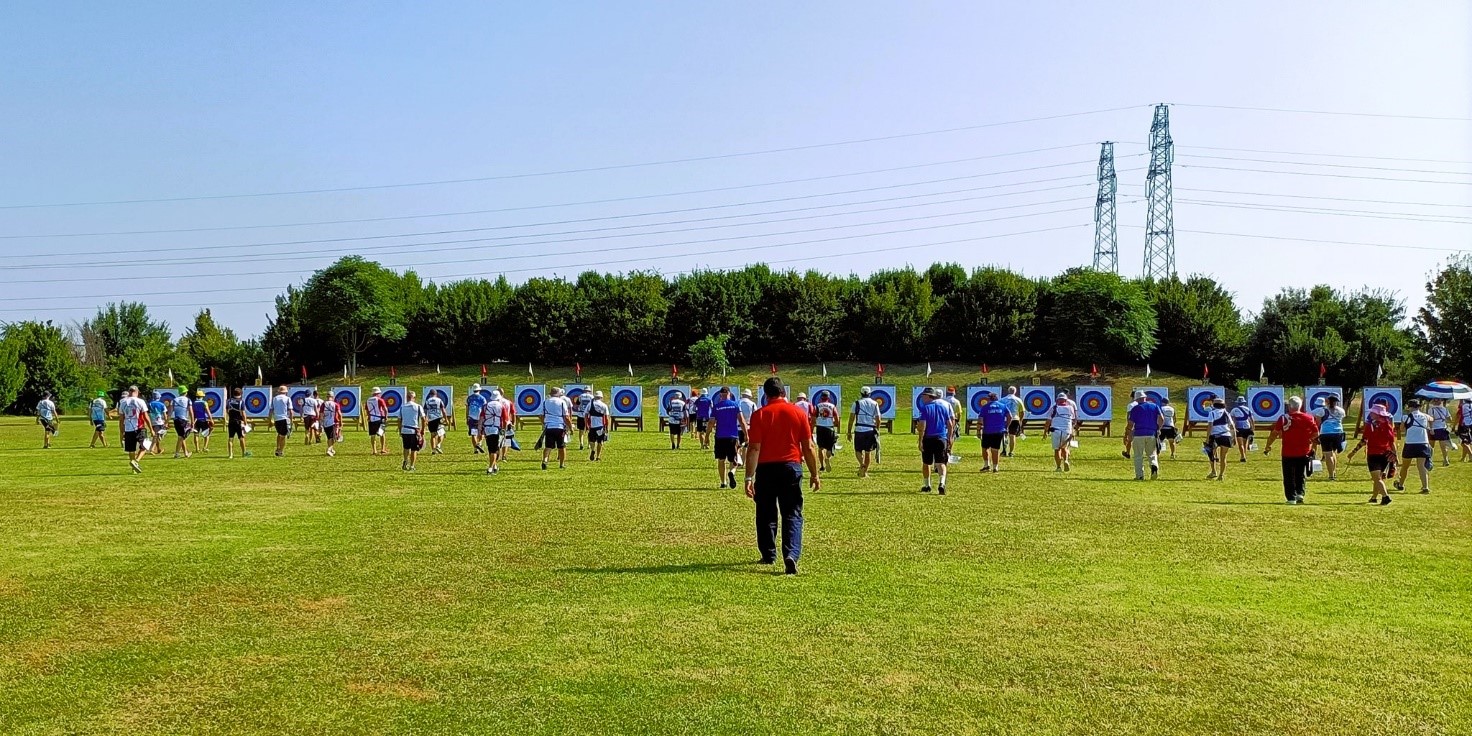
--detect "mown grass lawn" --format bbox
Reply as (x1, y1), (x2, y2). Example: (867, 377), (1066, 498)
(1, 367), (1468, 735)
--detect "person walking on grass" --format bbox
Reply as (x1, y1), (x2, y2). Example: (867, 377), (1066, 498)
(1458, 398), (1472, 463)
(172, 389), (193, 459)
(269, 385), (293, 458)
(977, 390), (1012, 473)
(666, 390), (688, 450)
(541, 386), (572, 470)
(1158, 397), (1178, 459)
(1429, 398), (1454, 467)
(1346, 399), (1397, 505)
(945, 387), (964, 444)
(117, 386), (150, 473)
(744, 377), (820, 575)
(812, 390), (840, 473)
(478, 389), (512, 475)
(1230, 396), (1254, 462)
(1394, 399), (1434, 495)
(424, 390), (447, 455)
(1205, 398), (1236, 481)
(1123, 391), (1163, 480)
(694, 387), (715, 451)
(301, 390), (319, 446)
(713, 387), (747, 488)
(226, 388), (250, 459)
(36, 392), (58, 448)
(1312, 394), (1347, 481)
(587, 390), (610, 462)
(366, 387), (389, 456)
(398, 390), (426, 471)
(319, 391), (341, 457)
(573, 388), (594, 451)
(737, 389), (757, 453)
(793, 392), (812, 423)
(89, 392), (109, 448)
(190, 390), (214, 455)
(147, 393), (168, 455)
(915, 387), (955, 494)
(466, 384), (487, 454)
(1262, 396), (1318, 505)
(846, 386), (882, 478)
(1001, 386), (1025, 457)
(1049, 390), (1078, 473)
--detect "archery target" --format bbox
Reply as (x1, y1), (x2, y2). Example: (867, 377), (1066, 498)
(870, 385), (897, 419)
(332, 386), (361, 418)
(611, 385), (642, 417)
(242, 387), (270, 418)
(967, 385), (1002, 415)
(659, 385), (691, 417)
(1187, 386), (1224, 423)
(201, 387), (226, 418)
(911, 386), (943, 415)
(153, 389), (178, 406)
(564, 384), (591, 404)
(1075, 386), (1112, 419)
(290, 386), (316, 414)
(1248, 386), (1285, 422)
(514, 384), (545, 416)
(706, 385), (739, 401)
(1307, 386), (1343, 411)
(1362, 387), (1404, 421)
(1023, 386), (1055, 419)
(424, 385), (453, 410)
(759, 385), (791, 407)
(380, 387), (405, 417)
(809, 385), (841, 409)
(1133, 386), (1169, 407)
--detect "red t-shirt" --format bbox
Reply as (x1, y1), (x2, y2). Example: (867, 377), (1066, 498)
(1273, 410), (1319, 457)
(749, 397), (810, 464)
(1363, 415), (1396, 454)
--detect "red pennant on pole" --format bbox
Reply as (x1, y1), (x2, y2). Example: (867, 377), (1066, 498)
(982, 363), (989, 376)
(210, 366), (216, 381)
(301, 365), (308, 381)
(770, 363), (778, 375)
(672, 364), (679, 379)
(1319, 362), (1327, 379)
(390, 365), (397, 378)
(480, 364), (487, 378)
(575, 362), (582, 378)
(1203, 364), (1210, 381)
(876, 363), (885, 377)
(1091, 363), (1099, 378)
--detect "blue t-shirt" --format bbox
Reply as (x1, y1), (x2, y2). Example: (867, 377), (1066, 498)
(1230, 406), (1253, 430)
(172, 397), (190, 420)
(1127, 401), (1162, 436)
(693, 395), (714, 421)
(466, 392), (486, 420)
(917, 400), (954, 438)
(980, 401), (1010, 434)
(192, 399), (210, 422)
(148, 400), (166, 424)
(713, 399), (741, 439)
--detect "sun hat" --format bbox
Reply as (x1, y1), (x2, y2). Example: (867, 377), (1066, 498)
(860, 386), (872, 396)
(594, 390), (604, 399)
(922, 387), (941, 398)
(1369, 403), (1391, 418)
(1056, 390), (1068, 398)
(741, 389), (752, 398)
(371, 387), (382, 394)
(471, 382), (481, 392)
(1236, 396), (1248, 405)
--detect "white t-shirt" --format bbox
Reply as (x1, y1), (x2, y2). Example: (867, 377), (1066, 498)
(1208, 408), (1232, 437)
(424, 395), (445, 421)
(1403, 411), (1432, 445)
(1460, 402), (1472, 427)
(1050, 401), (1077, 432)
(269, 394), (292, 421)
(320, 401), (338, 427)
(37, 399), (57, 421)
(1429, 405), (1450, 431)
(90, 398), (108, 420)
(173, 396), (191, 420)
(814, 401), (838, 428)
(738, 398), (756, 423)
(119, 396), (148, 432)
(853, 397), (880, 430)
(543, 396), (571, 430)
(300, 397), (317, 417)
(588, 399), (609, 429)
(400, 402), (424, 433)
(575, 393), (593, 418)
(1160, 404), (1176, 428)
(480, 399), (507, 435)
(667, 398), (686, 422)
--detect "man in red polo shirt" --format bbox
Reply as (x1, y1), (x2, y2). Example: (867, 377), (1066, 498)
(744, 377), (821, 575)
(1262, 395), (1319, 505)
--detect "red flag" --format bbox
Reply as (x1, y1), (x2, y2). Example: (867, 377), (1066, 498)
(390, 365), (397, 378)
(480, 364), (487, 378)
(982, 363), (989, 376)
(769, 363), (777, 375)
(1091, 363), (1099, 377)
(1319, 362), (1327, 378)
(575, 362), (582, 377)
(877, 363), (885, 377)
(209, 366), (216, 381)
(1203, 364), (1210, 381)
(672, 364), (679, 378)
(301, 365), (308, 381)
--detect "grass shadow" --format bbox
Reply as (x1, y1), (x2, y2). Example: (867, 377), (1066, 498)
(557, 560), (766, 575)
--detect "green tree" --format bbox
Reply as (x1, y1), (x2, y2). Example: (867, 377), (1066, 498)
(2, 321), (84, 414)
(1146, 275), (1248, 380)
(0, 335), (24, 411)
(178, 309), (241, 385)
(108, 333), (201, 396)
(85, 302), (170, 360)
(1416, 255), (1472, 381)
(298, 257), (410, 377)
(687, 334), (731, 379)
(927, 267), (1041, 362)
(403, 277), (513, 364)
(503, 277), (589, 363)
(1248, 286), (1414, 388)
(575, 272), (669, 363)
(1041, 269), (1157, 363)
(859, 268), (935, 361)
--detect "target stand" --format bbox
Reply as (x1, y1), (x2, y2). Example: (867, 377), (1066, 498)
(609, 385), (644, 431)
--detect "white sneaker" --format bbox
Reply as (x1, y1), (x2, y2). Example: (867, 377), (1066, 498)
(129, 461), (141, 473)
(326, 448), (335, 457)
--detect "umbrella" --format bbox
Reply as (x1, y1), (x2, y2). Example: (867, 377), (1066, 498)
(1414, 380), (1472, 401)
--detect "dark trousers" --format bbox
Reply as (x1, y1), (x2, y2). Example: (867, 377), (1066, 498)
(1281, 456), (1310, 501)
(754, 462), (804, 562)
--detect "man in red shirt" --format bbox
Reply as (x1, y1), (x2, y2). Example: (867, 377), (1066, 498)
(1262, 395), (1319, 505)
(744, 377), (821, 575)
(1347, 398), (1398, 506)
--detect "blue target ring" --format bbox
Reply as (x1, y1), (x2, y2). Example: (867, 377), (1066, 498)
(566, 387), (588, 401)
(203, 390), (222, 415)
(1024, 389), (1053, 416)
(156, 390), (177, 405)
(1253, 392), (1282, 418)
(336, 390), (359, 415)
(1307, 389), (1339, 410)
(663, 391), (683, 412)
(1145, 390), (1165, 406)
(969, 390), (989, 414)
(1366, 391), (1399, 416)
(1194, 391), (1218, 416)
(1079, 389), (1109, 418)
(429, 388), (449, 404)
(382, 389), (404, 413)
(290, 389), (311, 412)
(244, 391), (268, 414)
(815, 389), (836, 405)
(518, 388), (543, 413)
(614, 388), (640, 414)
(872, 389), (894, 415)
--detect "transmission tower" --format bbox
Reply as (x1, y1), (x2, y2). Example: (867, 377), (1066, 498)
(1142, 103), (1176, 279)
(1092, 141), (1117, 272)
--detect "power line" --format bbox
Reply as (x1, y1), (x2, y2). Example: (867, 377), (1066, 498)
(1181, 154), (1472, 176)
(0, 222), (1091, 312)
(1120, 224), (1472, 253)
(1177, 164), (1472, 185)
(1172, 144), (1472, 166)
(1148, 186), (1472, 210)
(1177, 198), (1472, 224)
(1172, 103), (1472, 122)
(0, 105), (1148, 209)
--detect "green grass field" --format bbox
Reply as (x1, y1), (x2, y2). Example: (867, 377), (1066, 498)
(2, 365), (1468, 735)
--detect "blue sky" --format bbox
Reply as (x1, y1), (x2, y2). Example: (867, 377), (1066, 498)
(2, 1), (1469, 338)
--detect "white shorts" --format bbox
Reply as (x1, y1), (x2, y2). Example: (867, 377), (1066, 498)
(1051, 429), (1071, 450)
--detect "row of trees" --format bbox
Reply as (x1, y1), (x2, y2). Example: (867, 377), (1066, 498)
(4, 255), (1469, 412)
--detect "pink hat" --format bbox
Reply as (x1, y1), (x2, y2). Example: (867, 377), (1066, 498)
(1369, 404), (1391, 418)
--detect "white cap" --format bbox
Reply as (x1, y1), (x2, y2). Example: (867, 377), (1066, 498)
(741, 389), (753, 398)
(491, 390), (502, 400)
(594, 390), (604, 399)
(471, 383), (481, 392)
(371, 387), (382, 394)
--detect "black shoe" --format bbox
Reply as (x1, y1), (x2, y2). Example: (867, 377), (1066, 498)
(938, 485), (946, 496)
(719, 482), (727, 489)
(541, 461), (548, 471)
(728, 470), (737, 488)
(1150, 465), (1158, 479)
(759, 556), (776, 565)
(1380, 495), (1392, 506)
(783, 558), (798, 575)
(921, 485), (931, 494)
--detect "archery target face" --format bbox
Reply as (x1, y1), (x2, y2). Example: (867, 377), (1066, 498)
(1076, 386), (1112, 419)
(911, 386), (943, 414)
(333, 387), (360, 417)
(870, 386), (897, 419)
(1187, 386), (1224, 422)
(612, 386), (642, 417)
(515, 385), (545, 416)
(1134, 386), (1168, 406)
(660, 386), (691, 416)
(968, 385), (1001, 415)
(809, 385), (841, 408)
(154, 389), (177, 405)
(424, 386), (453, 410)
(242, 387), (270, 418)
(290, 387), (315, 413)
(1307, 387), (1343, 411)
(201, 387), (226, 418)
(1248, 386), (1284, 421)
(1363, 387), (1403, 421)
(381, 387), (405, 416)
(565, 384), (591, 403)
(1023, 387), (1054, 419)
(759, 386), (789, 407)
